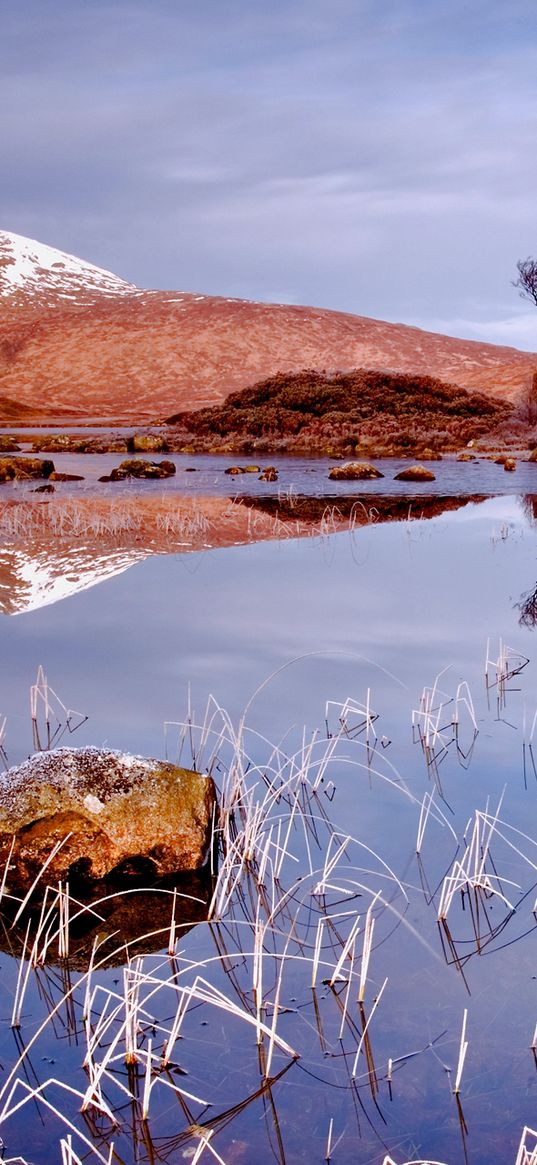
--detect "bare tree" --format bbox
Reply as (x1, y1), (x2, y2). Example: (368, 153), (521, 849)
(513, 257), (537, 307)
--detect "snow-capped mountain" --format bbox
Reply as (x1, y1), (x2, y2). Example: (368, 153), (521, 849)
(0, 230), (139, 307)
(0, 227), (536, 421)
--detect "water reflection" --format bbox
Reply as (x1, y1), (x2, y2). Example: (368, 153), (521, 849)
(1, 871), (212, 968)
(2, 495), (537, 1162)
(0, 492), (490, 616)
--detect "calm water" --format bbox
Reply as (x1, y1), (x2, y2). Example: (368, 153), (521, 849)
(1, 494), (537, 1164)
(2, 450), (537, 499)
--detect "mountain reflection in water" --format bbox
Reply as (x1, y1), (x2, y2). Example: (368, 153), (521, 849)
(0, 491), (490, 615)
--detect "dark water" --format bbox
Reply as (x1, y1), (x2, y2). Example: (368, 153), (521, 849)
(1, 495), (537, 1164)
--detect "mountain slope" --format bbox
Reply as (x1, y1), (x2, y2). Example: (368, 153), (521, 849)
(0, 230), (536, 421)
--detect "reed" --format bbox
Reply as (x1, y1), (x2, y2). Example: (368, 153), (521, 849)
(1, 667), (536, 1165)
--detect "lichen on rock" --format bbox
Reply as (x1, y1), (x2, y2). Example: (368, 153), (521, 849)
(328, 462), (384, 481)
(0, 746), (216, 888)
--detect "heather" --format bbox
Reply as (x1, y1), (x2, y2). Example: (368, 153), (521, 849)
(166, 366), (513, 455)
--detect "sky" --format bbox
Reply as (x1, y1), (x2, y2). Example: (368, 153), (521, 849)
(2, 0), (537, 349)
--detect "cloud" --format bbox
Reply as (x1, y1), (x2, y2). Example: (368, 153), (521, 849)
(411, 312), (537, 352)
(1, 0), (537, 345)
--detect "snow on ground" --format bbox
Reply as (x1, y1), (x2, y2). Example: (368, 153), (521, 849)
(0, 229), (139, 300)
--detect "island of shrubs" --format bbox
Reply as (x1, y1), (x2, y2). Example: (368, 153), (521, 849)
(166, 367), (512, 457)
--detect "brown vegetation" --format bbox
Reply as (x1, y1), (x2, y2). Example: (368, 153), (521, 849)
(167, 367), (512, 456)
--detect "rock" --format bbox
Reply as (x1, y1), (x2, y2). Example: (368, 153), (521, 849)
(420, 448), (442, 460)
(106, 458), (177, 480)
(49, 472), (85, 482)
(32, 435), (129, 454)
(243, 465), (260, 473)
(328, 461), (384, 481)
(504, 457), (516, 471)
(32, 434), (80, 453)
(185, 466), (197, 472)
(457, 452), (475, 461)
(0, 436), (21, 452)
(225, 466), (246, 475)
(0, 747), (216, 888)
(33, 483), (55, 493)
(0, 456), (54, 482)
(494, 455), (508, 465)
(259, 466), (278, 481)
(394, 465), (436, 482)
(128, 434), (169, 454)
(528, 448), (537, 463)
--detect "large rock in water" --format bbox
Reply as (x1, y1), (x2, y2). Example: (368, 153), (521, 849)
(0, 456), (55, 482)
(0, 747), (216, 888)
(108, 458), (176, 480)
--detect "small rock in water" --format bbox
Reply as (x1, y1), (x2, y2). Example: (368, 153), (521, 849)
(328, 461), (384, 481)
(49, 472), (85, 482)
(394, 464), (436, 482)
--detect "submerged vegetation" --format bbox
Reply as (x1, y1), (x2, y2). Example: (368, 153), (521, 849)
(166, 367), (513, 457)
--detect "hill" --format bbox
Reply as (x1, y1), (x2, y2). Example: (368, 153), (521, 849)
(1, 230), (536, 423)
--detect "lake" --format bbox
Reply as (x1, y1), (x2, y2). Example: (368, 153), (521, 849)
(1, 490), (537, 1164)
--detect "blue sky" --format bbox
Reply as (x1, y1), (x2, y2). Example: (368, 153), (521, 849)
(3, 0), (537, 348)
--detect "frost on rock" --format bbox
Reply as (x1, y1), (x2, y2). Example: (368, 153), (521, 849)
(0, 746), (217, 884)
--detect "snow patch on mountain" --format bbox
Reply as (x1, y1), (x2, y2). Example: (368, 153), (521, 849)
(0, 230), (139, 304)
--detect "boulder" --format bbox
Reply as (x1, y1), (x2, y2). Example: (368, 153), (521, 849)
(111, 458), (177, 480)
(504, 457), (516, 471)
(259, 466), (278, 482)
(0, 436), (21, 452)
(128, 434), (169, 454)
(420, 448), (442, 461)
(32, 435), (128, 454)
(394, 465), (436, 482)
(225, 466), (246, 475)
(0, 747), (216, 888)
(457, 452), (475, 461)
(33, 483), (55, 493)
(102, 468), (127, 482)
(32, 434), (81, 453)
(328, 461), (384, 481)
(0, 456), (54, 482)
(528, 448), (537, 463)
